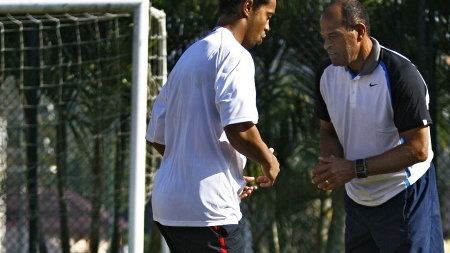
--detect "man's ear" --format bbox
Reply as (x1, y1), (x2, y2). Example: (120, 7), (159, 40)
(355, 23), (366, 41)
(242, 0), (254, 18)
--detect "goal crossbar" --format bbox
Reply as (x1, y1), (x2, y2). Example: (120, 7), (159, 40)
(0, 1), (150, 253)
(0, 0), (146, 13)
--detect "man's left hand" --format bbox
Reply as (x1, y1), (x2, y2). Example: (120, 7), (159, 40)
(239, 176), (259, 199)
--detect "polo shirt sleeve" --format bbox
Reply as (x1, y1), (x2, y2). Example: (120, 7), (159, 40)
(390, 63), (433, 133)
(215, 51), (258, 127)
(146, 84), (167, 144)
(315, 59), (332, 122)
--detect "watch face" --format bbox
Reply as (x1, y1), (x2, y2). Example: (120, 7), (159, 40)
(355, 159), (368, 178)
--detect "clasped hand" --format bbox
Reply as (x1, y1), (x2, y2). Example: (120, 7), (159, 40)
(311, 156), (354, 190)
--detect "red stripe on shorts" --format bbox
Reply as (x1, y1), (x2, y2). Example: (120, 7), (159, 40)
(213, 226), (228, 253)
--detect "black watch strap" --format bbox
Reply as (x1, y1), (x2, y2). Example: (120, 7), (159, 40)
(355, 159), (368, 178)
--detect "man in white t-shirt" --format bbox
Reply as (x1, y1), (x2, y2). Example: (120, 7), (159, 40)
(146, 0), (280, 252)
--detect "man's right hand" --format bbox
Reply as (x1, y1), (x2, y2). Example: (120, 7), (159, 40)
(224, 122), (280, 186)
(260, 148), (280, 187)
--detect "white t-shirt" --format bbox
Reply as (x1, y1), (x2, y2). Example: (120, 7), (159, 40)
(146, 27), (258, 226)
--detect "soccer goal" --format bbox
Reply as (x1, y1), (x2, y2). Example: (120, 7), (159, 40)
(0, 1), (166, 252)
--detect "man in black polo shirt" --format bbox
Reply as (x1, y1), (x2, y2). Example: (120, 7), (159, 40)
(311, 0), (444, 252)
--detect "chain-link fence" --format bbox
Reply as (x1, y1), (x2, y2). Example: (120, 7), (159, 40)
(0, 8), (166, 253)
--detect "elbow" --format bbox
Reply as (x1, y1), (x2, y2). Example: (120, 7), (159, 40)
(401, 127), (430, 164)
(414, 147), (428, 163)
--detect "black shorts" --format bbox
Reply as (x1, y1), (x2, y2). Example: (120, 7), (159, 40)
(155, 222), (245, 253)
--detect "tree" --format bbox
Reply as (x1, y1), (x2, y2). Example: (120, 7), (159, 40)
(23, 23), (49, 253)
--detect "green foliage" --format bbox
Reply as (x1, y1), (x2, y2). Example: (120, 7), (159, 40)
(152, 0), (218, 66)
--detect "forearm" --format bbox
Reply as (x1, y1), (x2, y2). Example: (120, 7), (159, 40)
(358, 126), (429, 176)
(313, 125), (430, 189)
(351, 126), (430, 176)
(365, 142), (428, 176)
(150, 142), (165, 156)
(224, 122), (279, 182)
(319, 127), (343, 158)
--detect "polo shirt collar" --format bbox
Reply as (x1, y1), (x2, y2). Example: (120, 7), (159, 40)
(358, 37), (380, 76)
(345, 37), (380, 77)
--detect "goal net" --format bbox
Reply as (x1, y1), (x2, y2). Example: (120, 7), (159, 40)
(0, 1), (165, 252)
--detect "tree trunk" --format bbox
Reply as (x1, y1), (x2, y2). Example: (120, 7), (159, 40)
(89, 135), (104, 253)
(0, 118), (7, 252)
(325, 187), (345, 253)
(23, 23), (47, 253)
(316, 191), (327, 253)
(272, 220), (280, 253)
(111, 114), (126, 253)
(38, 227), (48, 253)
(56, 111), (71, 253)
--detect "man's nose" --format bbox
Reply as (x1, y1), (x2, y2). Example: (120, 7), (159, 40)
(323, 38), (332, 50)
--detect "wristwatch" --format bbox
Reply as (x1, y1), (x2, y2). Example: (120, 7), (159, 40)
(355, 159), (368, 178)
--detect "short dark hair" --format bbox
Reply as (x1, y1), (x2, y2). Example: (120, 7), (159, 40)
(219, 0), (271, 15)
(329, 0), (371, 35)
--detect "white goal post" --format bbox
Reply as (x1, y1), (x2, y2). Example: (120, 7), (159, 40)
(0, 1), (149, 252)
